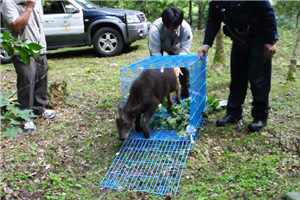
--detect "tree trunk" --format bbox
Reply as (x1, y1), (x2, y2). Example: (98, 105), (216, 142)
(197, 1), (208, 30)
(297, 9), (300, 29)
(212, 29), (226, 71)
(189, 1), (193, 26)
(197, 2), (202, 30)
(287, 10), (300, 81)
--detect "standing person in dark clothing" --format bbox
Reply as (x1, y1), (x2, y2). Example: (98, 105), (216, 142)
(1, 0), (56, 131)
(198, 1), (279, 132)
(149, 6), (193, 98)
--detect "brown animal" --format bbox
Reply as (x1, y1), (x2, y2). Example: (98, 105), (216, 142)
(116, 68), (181, 140)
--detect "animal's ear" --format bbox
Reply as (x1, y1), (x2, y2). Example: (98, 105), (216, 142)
(129, 104), (142, 117)
(117, 103), (124, 119)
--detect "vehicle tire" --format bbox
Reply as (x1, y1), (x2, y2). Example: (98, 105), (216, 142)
(0, 45), (13, 64)
(93, 27), (124, 57)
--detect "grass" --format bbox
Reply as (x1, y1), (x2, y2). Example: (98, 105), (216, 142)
(1, 28), (300, 199)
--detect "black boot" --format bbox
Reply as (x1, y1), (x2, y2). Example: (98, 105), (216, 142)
(248, 119), (267, 132)
(216, 115), (243, 127)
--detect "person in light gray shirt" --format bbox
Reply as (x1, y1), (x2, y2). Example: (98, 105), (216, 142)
(1, 0), (56, 131)
(149, 6), (193, 98)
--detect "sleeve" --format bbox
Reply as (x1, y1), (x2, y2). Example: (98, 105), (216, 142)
(179, 21), (193, 55)
(203, 1), (223, 47)
(36, 0), (43, 13)
(148, 25), (162, 56)
(0, 0), (20, 25)
(255, 1), (279, 44)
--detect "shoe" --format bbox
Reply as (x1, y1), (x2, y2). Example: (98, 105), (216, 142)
(24, 120), (36, 131)
(248, 119), (267, 132)
(42, 110), (56, 119)
(216, 115), (243, 127)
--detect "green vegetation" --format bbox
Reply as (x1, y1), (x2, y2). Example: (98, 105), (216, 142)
(150, 98), (191, 137)
(1, 27), (299, 199)
(95, 1), (300, 29)
(0, 92), (35, 137)
(0, 32), (42, 65)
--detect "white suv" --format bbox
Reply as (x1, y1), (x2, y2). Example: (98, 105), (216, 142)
(1, 0), (150, 63)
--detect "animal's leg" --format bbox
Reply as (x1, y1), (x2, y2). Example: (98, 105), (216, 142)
(176, 81), (181, 104)
(135, 114), (142, 132)
(142, 103), (159, 138)
(167, 93), (173, 112)
(167, 93), (174, 105)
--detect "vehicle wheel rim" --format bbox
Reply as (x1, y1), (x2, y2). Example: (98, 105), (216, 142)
(98, 32), (118, 53)
(0, 46), (10, 60)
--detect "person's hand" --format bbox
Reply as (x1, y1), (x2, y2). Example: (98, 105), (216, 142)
(25, 0), (36, 10)
(173, 67), (183, 77)
(264, 44), (276, 59)
(198, 45), (210, 59)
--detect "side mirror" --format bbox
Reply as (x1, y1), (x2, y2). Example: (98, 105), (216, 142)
(65, 5), (75, 13)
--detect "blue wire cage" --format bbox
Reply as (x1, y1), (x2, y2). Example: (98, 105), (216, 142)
(100, 54), (207, 196)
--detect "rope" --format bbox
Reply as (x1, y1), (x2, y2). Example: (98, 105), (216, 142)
(7, 58), (49, 100)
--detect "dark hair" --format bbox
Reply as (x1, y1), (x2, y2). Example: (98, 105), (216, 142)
(161, 6), (183, 29)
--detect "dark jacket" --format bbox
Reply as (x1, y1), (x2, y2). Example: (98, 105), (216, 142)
(203, 1), (279, 47)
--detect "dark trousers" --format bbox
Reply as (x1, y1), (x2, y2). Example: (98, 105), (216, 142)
(14, 55), (48, 115)
(227, 38), (272, 120)
(178, 67), (190, 98)
(165, 51), (190, 98)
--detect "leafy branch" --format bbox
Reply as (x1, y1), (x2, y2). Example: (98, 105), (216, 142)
(150, 98), (190, 137)
(206, 94), (222, 111)
(150, 94), (224, 137)
(1, 92), (35, 137)
(0, 32), (42, 65)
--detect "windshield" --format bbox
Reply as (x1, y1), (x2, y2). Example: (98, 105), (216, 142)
(75, 0), (99, 9)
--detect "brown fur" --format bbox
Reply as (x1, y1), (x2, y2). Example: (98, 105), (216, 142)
(116, 68), (181, 140)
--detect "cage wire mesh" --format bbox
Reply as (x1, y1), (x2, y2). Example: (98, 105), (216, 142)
(100, 54), (207, 196)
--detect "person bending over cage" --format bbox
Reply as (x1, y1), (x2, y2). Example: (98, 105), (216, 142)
(148, 6), (193, 99)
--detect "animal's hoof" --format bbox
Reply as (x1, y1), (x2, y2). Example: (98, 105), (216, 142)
(136, 126), (142, 132)
(144, 131), (151, 138)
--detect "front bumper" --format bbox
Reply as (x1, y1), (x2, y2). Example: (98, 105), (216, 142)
(127, 21), (150, 43)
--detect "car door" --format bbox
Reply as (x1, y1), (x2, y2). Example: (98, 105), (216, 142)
(42, 0), (85, 49)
